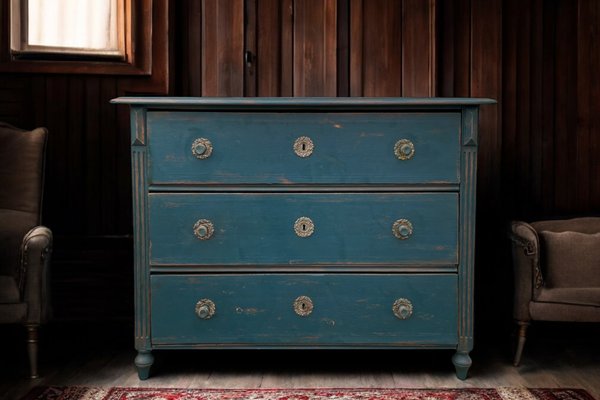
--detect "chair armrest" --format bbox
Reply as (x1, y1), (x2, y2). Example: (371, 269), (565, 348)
(508, 221), (543, 321)
(20, 226), (53, 324)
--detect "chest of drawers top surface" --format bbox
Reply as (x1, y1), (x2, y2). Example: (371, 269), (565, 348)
(115, 97), (494, 381)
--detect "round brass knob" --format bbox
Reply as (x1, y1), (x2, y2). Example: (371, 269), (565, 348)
(195, 299), (216, 319)
(193, 219), (214, 240)
(192, 138), (213, 159)
(293, 296), (314, 317)
(392, 219), (413, 240)
(394, 139), (415, 160)
(294, 217), (314, 237)
(392, 298), (413, 320)
(294, 136), (314, 157)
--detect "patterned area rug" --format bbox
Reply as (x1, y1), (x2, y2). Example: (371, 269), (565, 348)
(20, 387), (597, 400)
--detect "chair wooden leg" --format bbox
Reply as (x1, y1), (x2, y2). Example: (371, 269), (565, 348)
(26, 324), (40, 379)
(513, 321), (529, 367)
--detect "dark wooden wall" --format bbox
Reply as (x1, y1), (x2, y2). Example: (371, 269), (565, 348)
(1, 0), (599, 334)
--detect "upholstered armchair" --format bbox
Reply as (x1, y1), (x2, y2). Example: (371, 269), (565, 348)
(509, 217), (600, 366)
(0, 122), (52, 378)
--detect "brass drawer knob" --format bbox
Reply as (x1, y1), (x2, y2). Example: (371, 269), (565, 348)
(394, 139), (415, 160)
(294, 217), (314, 237)
(294, 296), (314, 317)
(193, 219), (214, 240)
(192, 138), (213, 159)
(195, 299), (216, 319)
(392, 298), (413, 320)
(294, 136), (314, 157)
(392, 219), (413, 240)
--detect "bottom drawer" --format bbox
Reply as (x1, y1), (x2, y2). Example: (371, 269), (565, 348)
(151, 274), (458, 347)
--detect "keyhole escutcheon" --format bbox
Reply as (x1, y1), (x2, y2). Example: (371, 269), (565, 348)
(294, 136), (314, 157)
(294, 217), (314, 237)
(294, 296), (314, 317)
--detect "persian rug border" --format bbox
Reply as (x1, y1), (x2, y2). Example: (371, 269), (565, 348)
(20, 386), (597, 400)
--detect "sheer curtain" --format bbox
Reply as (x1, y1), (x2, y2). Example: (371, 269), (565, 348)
(27, 0), (118, 51)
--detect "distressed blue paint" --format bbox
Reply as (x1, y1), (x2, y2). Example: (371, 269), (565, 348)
(116, 96), (492, 380)
(147, 112), (461, 185)
(149, 193), (458, 265)
(151, 274), (458, 346)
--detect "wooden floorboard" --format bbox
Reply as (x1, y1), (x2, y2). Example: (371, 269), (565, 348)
(0, 322), (598, 400)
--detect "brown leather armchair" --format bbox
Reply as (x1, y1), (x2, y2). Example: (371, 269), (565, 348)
(0, 122), (52, 378)
(509, 217), (600, 366)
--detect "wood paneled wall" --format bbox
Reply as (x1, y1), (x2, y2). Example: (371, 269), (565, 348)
(177, 0), (436, 97)
(1, 0), (599, 331)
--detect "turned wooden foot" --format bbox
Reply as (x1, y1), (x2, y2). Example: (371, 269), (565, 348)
(26, 324), (40, 379)
(452, 351), (472, 380)
(135, 350), (154, 380)
(513, 321), (529, 366)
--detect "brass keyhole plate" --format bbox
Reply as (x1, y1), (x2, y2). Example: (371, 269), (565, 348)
(193, 219), (215, 240)
(394, 139), (415, 160)
(294, 217), (314, 237)
(294, 296), (314, 317)
(191, 137), (213, 159)
(294, 136), (314, 157)
(195, 298), (216, 320)
(392, 219), (413, 240)
(392, 298), (413, 320)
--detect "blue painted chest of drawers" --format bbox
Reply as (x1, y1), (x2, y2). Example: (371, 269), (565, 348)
(112, 97), (494, 380)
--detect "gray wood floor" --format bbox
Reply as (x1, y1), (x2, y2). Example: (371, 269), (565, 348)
(1, 323), (598, 400)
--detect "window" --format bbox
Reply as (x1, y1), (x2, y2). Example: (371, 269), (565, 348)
(0, 0), (161, 76)
(11, 0), (125, 59)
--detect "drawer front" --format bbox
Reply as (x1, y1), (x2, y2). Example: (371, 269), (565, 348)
(149, 193), (458, 266)
(147, 112), (461, 185)
(151, 274), (458, 346)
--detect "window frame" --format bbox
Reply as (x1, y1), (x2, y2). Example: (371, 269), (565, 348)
(0, 0), (154, 75)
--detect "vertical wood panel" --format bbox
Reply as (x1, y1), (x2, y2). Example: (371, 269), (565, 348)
(576, 0), (593, 212)
(402, 0), (436, 96)
(281, 0), (294, 97)
(530, 0), (544, 216)
(179, 1), (202, 96)
(255, 0), (294, 97)
(515, 0), (532, 217)
(202, 0), (244, 96)
(84, 77), (101, 233)
(471, 0), (502, 210)
(337, 0), (350, 97)
(350, 0), (402, 97)
(349, 0), (363, 97)
(469, 0), (504, 328)
(66, 77), (85, 232)
(501, 0), (518, 216)
(541, 1), (557, 213)
(244, 0), (258, 97)
(589, 0), (600, 211)
(553, 0), (577, 213)
(256, 0), (282, 96)
(293, 0), (337, 96)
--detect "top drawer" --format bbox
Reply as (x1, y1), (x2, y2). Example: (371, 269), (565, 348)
(147, 112), (461, 185)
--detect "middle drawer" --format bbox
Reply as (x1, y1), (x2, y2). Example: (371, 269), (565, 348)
(149, 193), (458, 266)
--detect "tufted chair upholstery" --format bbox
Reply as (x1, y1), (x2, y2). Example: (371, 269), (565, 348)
(0, 122), (52, 378)
(509, 217), (600, 366)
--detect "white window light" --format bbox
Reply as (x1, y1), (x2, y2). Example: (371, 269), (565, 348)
(11, 0), (124, 58)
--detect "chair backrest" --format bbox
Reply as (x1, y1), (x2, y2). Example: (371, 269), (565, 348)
(0, 122), (48, 224)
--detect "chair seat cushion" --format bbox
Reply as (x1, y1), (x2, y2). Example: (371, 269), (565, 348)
(535, 287), (600, 307)
(0, 275), (20, 303)
(539, 230), (600, 288)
